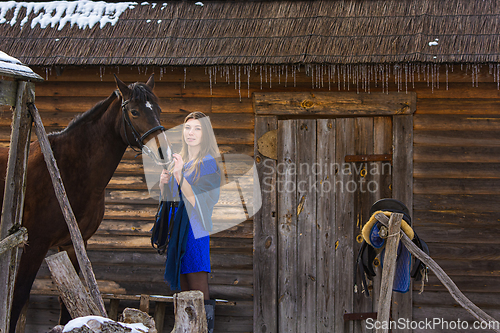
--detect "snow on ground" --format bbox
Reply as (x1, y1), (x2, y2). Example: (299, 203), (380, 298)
(62, 315), (149, 333)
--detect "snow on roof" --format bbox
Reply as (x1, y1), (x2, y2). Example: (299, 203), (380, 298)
(0, 50), (43, 81)
(0, 1), (139, 30)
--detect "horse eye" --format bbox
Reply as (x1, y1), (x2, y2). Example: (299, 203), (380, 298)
(131, 110), (140, 117)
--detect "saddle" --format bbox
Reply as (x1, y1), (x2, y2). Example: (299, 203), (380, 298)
(354, 199), (430, 297)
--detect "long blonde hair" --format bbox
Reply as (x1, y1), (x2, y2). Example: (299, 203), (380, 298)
(180, 112), (219, 182)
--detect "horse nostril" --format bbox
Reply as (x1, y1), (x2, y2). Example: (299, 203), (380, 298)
(158, 147), (165, 160)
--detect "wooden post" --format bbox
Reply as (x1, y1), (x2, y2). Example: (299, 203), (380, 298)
(45, 251), (101, 318)
(0, 228), (27, 256)
(376, 212), (403, 333)
(0, 81), (33, 333)
(170, 291), (207, 333)
(27, 103), (107, 317)
(374, 212), (500, 333)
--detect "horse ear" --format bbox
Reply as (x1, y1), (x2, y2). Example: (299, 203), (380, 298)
(114, 74), (130, 99)
(146, 74), (155, 89)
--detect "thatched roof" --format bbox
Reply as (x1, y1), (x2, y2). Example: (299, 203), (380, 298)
(1, 0), (499, 67)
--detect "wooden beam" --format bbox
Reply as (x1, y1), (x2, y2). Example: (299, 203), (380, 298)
(0, 81), (33, 333)
(0, 80), (17, 106)
(376, 213), (403, 333)
(375, 213), (500, 333)
(253, 116), (278, 333)
(254, 92), (416, 116)
(45, 251), (101, 318)
(0, 228), (27, 256)
(27, 102), (107, 317)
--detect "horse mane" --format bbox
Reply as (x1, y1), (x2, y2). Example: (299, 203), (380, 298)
(49, 82), (158, 137)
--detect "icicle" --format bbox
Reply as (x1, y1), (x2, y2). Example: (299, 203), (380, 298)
(238, 65), (241, 101)
(285, 65), (288, 88)
(269, 65), (272, 88)
(183, 67), (187, 89)
(497, 64), (500, 90)
(247, 65), (251, 98)
(385, 64), (389, 94)
(445, 64), (449, 90)
(45, 67), (49, 81)
(260, 65), (262, 90)
(209, 67), (213, 95)
(342, 65), (346, 91)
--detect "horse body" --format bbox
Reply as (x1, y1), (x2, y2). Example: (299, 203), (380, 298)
(6, 76), (167, 332)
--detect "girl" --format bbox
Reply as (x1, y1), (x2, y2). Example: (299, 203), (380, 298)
(158, 111), (221, 332)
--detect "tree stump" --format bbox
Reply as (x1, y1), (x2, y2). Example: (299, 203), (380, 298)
(170, 291), (207, 333)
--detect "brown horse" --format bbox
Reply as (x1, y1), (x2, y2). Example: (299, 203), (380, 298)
(3, 75), (170, 332)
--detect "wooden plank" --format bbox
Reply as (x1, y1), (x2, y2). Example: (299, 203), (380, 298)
(414, 194), (500, 212)
(414, 178), (500, 195)
(416, 82), (500, 99)
(45, 251), (100, 318)
(316, 119), (336, 333)
(414, 291), (500, 308)
(414, 162), (500, 179)
(417, 98), (500, 115)
(423, 242), (500, 261)
(414, 145), (500, 163)
(253, 115), (278, 333)
(34, 81), (182, 98)
(417, 226), (500, 244)
(414, 130), (500, 147)
(0, 81), (32, 332)
(369, 116), (393, 328)
(296, 119), (317, 333)
(0, 80), (17, 106)
(413, 210), (500, 228)
(278, 119), (298, 333)
(254, 92), (416, 116)
(414, 114), (500, 131)
(376, 213), (403, 333)
(391, 114), (413, 331)
(335, 117), (355, 333)
(28, 103), (107, 317)
(0, 228), (27, 256)
(352, 117), (374, 333)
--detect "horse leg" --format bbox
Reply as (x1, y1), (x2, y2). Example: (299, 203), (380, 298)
(9, 241), (50, 333)
(57, 244), (84, 325)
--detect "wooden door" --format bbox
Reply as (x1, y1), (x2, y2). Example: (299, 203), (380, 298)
(253, 92), (414, 333)
(276, 117), (393, 333)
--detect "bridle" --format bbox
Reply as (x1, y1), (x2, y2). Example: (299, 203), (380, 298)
(121, 98), (165, 152)
(119, 93), (172, 168)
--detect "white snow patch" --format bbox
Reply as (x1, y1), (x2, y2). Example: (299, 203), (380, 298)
(195, 2), (204, 6)
(0, 50), (35, 74)
(428, 38), (439, 46)
(0, 1), (139, 30)
(62, 315), (149, 333)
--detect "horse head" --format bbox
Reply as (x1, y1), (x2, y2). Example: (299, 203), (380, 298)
(114, 74), (172, 168)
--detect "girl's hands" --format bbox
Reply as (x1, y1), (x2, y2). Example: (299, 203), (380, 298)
(172, 153), (184, 179)
(159, 169), (170, 186)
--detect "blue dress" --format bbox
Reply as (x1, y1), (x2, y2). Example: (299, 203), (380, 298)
(161, 154), (220, 290)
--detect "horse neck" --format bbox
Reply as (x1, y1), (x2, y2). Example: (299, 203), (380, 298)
(51, 99), (128, 192)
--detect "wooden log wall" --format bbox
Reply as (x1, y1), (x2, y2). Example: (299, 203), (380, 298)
(1, 65), (499, 332)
